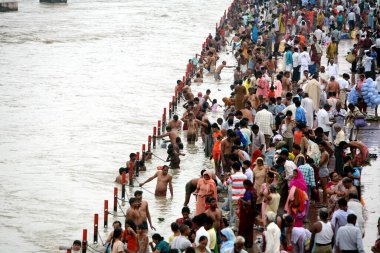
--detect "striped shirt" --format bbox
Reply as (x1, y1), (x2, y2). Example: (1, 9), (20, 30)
(226, 172), (247, 200)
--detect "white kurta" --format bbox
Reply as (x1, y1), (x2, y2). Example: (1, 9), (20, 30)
(301, 97), (314, 128)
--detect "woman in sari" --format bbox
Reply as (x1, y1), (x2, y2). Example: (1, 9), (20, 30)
(325, 172), (347, 216)
(195, 171), (217, 215)
(238, 180), (256, 248)
(260, 171), (278, 226)
(285, 169), (309, 227)
(253, 158), (267, 209)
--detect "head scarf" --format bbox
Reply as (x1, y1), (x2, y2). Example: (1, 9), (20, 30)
(290, 168), (307, 192)
(251, 149), (262, 168)
(220, 228), (235, 253)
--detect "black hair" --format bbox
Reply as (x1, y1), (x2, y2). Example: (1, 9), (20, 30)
(152, 233), (164, 242)
(73, 240), (81, 246)
(337, 198), (347, 207)
(171, 222), (179, 232)
(125, 219), (137, 232)
(231, 162), (241, 171)
(347, 213), (357, 224)
(111, 227), (123, 250)
(243, 160), (251, 167)
(182, 206), (190, 213)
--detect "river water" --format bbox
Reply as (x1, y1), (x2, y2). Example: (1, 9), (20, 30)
(0, 0), (232, 251)
(0, 1), (379, 252)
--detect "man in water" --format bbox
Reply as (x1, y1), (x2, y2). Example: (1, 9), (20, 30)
(214, 61), (234, 80)
(139, 165), (173, 197)
(183, 169), (206, 206)
(157, 126), (178, 145)
(168, 115), (182, 133)
(126, 197), (145, 227)
(134, 190), (156, 230)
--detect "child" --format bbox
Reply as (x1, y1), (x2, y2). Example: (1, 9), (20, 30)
(211, 99), (219, 112)
(166, 144), (185, 169)
(123, 220), (137, 253)
(136, 224), (150, 253)
(268, 85), (276, 99)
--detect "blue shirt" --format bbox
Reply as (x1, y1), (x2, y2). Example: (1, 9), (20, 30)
(275, 104), (286, 115)
(285, 50), (293, 65)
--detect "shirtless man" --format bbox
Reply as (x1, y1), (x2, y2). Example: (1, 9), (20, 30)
(204, 197), (222, 232)
(139, 165), (173, 197)
(126, 197), (145, 226)
(326, 76), (340, 97)
(184, 112), (199, 145)
(214, 61), (234, 81)
(234, 66), (243, 81)
(239, 105), (254, 125)
(220, 130), (236, 173)
(157, 126), (177, 145)
(168, 115), (182, 133)
(183, 169), (206, 206)
(126, 153), (138, 185)
(193, 73), (203, 83)
(134, 190), (156, 230)
(246, 87), (260, 110)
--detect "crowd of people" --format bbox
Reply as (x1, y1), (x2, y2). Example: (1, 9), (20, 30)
(66, 0), (380, 252)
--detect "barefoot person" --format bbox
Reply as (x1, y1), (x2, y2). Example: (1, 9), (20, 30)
(139, 165), (173, 197)
(134, 190), (156, 230)
(214, 61), (234, 80)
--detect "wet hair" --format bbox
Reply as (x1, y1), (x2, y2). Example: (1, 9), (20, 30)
(73, 240), (81, 246)
(134, 190), (143, 196)
(130, 153), (136, 158)
(129, 197), (137, 205)
(173, 115), (179, 120)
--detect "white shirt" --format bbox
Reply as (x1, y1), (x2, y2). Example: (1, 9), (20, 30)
(314, 29), (323, 41)
(376, 38), (380, 48)
(245, 168), (254, 183)
(292, 52), (300, 67)
(347, 12), (356, 21)
(337, 78), (349, 90)
(347, 199), (365, 236)
(254, 109), (274, 136)
(264, 222), (281, 253)
(317, 109), (332, 132)
(171, 235), (192, 251)
(336, 224), (365, 253)
(284, 160), (297, 180)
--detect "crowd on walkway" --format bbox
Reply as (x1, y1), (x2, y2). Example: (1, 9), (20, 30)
(67, 0), (380, 252)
